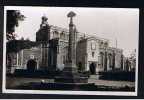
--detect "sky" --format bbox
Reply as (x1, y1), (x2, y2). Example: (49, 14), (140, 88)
(5, 6), (139, 57)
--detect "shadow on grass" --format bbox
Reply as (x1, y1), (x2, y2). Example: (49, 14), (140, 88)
(9, 82), (135, 92)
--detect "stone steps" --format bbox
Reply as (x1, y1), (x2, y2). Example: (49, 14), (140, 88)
(89, 75), (101, 80)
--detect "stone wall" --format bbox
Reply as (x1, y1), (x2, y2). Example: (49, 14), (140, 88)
(76, 39), (87, 71)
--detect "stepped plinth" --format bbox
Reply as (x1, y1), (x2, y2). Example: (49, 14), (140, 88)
(55, 63), (88, 83)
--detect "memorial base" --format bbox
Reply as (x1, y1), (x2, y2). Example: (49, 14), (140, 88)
(55, 63), (88, 83)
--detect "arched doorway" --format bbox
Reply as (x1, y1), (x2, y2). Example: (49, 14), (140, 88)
(27, 59), (37, 71)
(89, 62), (96, 74)
(108, 53), (112, 70)
(78, 62), (82, 72)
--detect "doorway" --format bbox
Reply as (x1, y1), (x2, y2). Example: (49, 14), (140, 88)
(27, 59), (37, 71)
(89, 62), (96, 74)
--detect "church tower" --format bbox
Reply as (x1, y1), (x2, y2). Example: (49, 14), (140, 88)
(36, 15), (50, 42)
(36, 15), (51, 69)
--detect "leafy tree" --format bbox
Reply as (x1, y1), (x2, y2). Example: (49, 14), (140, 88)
(20, 37), (24, 40)
(26, 38), (30, 41)
(6, 10), (25, 40)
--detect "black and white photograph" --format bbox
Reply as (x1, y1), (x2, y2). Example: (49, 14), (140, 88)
(3, 6), (139, 96)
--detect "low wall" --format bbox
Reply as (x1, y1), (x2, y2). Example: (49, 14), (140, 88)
(99, 71), (135, 81)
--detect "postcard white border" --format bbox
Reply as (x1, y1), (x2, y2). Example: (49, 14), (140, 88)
(2, 6), (139, 96)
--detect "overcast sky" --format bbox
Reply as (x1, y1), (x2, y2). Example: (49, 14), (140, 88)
(5, 6), (139, 57)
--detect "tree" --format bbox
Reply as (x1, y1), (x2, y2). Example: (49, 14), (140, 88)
(6, 10), (25, 40)
(20, 37), (24, 40)
(26, 38), (30, 41)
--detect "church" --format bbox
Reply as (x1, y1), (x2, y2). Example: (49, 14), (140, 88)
(6, 14), (128, 74)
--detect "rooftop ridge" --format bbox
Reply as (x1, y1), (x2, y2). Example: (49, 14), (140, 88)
(49, 25), (109, 42)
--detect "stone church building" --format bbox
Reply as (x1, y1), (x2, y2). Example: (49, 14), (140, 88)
(6, 15), (127, 74)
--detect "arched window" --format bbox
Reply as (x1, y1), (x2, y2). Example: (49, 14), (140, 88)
(54, 30), (59, 38)
(108, 53), (112, 68)
(99, 52), (104, 68)
(100, 41), (103, 48)
(60, 31), (65, 39)
(92, 52), (95, 57)
(104, 42), (108, 47)
(63, 55), (66, 64)
(66, 34), (69, 40)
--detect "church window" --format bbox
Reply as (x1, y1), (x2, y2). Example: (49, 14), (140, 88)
(92, 52), (95, 57)
(60, 32), (65, 39)
(104, 42), (108, 47)
(91, 42), (96, 50)
(54, 30), (59, 38)
(66, 34), (68, 40)
(63, 56), (65, 64)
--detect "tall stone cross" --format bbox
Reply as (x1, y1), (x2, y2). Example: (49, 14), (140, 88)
(67, 11), (77, 67)
(55, 11), (88, 83)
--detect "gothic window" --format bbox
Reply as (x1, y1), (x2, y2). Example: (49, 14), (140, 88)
(63, 56), (65, 64)
(54, 30), (59, 38)
(66, 34), (69, 40)
(91, 42), (96, 50)
(108, 53), (112, 68)
(60, 31), (65, 39)
(52, 32), (54, 38)
(104, 42), (108, 48)
(99, 52), (104, 67)
(92, 52), (95, 57)
(60, 34), (63, 39)
(100, 41), (103, 48)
